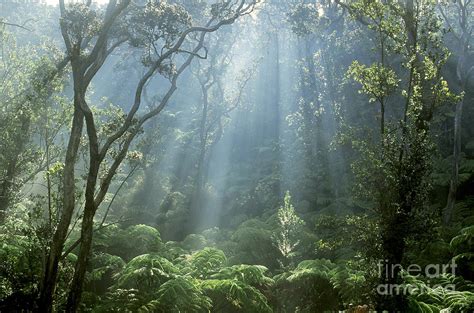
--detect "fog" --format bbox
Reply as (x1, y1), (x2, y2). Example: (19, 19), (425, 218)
(1, 0), (474, 312)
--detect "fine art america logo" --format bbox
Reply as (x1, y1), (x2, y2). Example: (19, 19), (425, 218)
(377, 259), (458, 295)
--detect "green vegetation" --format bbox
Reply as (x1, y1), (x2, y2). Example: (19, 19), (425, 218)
(1, 0), (474, 312)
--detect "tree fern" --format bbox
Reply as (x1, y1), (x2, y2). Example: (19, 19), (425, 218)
(115, 254), (178, 290)
(450, 226), (474, 276)
(211, 264), (274, 288)
(93, 224), (162, 261)
(86, 253), (125, 283)
(200, 279), (272, 313)
(331, 262), (368, 305)
(451, 197), (474, 225)
(450, 226), (474, 253)
(187, 247), (227, 279)
(402, 272), (474, 312)
(94, 288), (144, 312)
(154, 276), (212, 312)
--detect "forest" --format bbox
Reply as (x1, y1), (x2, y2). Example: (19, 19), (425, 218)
(0, 0), (473, 312)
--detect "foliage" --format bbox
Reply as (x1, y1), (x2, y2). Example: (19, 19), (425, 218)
(127, 1), (192, 67)
(182, 233), (208, 251)
(287, 3), (328, 36)
(1, 0), (474, 312)
(0, 26), (68, 220)
(115, 254), (178, 290)
(200, 279), (272, 313)
(86, 253), (125, 284)
(122, 225), (162, 258)
(273, 259), (340, 312)
(273, 191), (305, 267)
(450, 225), (474, 262)
(187, 247), (227, 279)
(313, 213), (379, 260)
(0, 204), (43, 303)
(212, 264), (274, 288)
(0, 202), (74, 310)
(153, 276), (212, 312)
(229, 219), (281, 270)
(403, 272), (474, 312)
(93, 224), (162, 261)
(63, 3), (101, 41)
(331, 261), (370, 306)
(347, 61), (399, 104)
(450, 226), (474, 278)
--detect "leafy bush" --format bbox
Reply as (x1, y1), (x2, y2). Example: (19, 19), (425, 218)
(0, 206), (42, 302)
(273, 259), (341, 312)
(182, 233), (208, 251)
(229, 219), (281, 269)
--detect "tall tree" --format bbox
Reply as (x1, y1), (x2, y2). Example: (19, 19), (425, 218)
(0, 25), (69, 223)
(439, 0), (474, 225)
(342, 0), (457, 309)
(39, 0), (256, 311)
(190, 30), (255, 228)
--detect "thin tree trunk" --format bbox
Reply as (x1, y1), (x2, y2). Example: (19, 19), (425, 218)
(442, 0), (471, 224)
(444, 96), (464, 224)
(66, 76), (102, 311)
(39, 106), (84, 312)
(66, 199), (96, 312)
(193, 83), (210, 217)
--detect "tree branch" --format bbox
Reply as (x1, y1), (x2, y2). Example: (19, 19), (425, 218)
(0, 20), (32, 32)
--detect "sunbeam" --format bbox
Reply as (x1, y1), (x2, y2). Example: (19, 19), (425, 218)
(1, 0), (474, 312)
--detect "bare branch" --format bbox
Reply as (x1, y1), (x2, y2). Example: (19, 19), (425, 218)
(177, 46), (209, 60)
(0, 20), (32, 32)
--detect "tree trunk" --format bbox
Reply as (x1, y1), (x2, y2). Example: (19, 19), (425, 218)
(66, 199), (96, 312)
(443, 1), (470, 224)
(444, 96), (464, 224)
(66, 78), (101, 311)
(39, 3), (248, 309)
(192, 83), (210, 220)
(378, 212), (408, 311)
(376, 1), (418, 311)
(39, 106), (84, 312)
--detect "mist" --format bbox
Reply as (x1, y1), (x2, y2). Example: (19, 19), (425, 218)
(1, 0), (474, 312)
